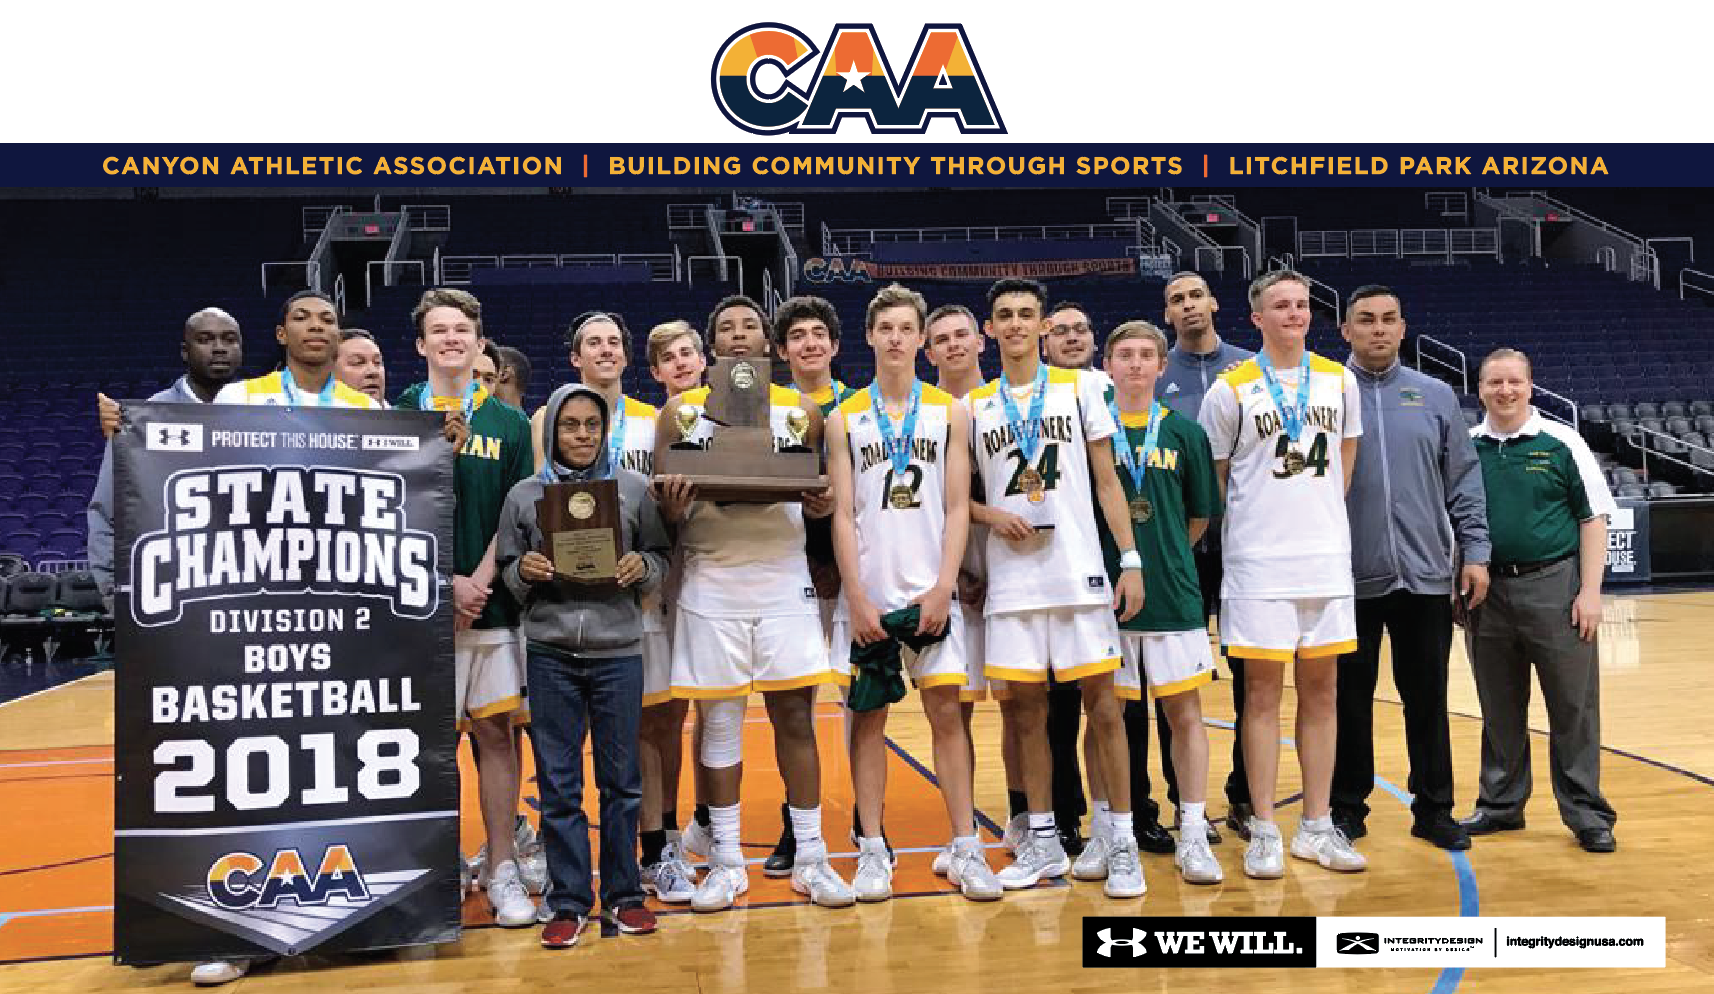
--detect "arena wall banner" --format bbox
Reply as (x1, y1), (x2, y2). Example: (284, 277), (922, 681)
(1604, 498), (1651, 585)
(111, 403), (459, 966)
(865, 257), (1138, 280)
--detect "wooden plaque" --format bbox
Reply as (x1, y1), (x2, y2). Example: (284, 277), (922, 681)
(537, 479), (621, 593)
(653, 355), (827, 503)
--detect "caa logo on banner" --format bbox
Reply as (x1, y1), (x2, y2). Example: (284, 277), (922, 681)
(712, 23), (1005, 135)
(207, 845), (369, 910)
(147, 423), (204, 452)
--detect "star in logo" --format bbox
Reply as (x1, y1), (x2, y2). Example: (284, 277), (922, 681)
(838, 62), (868, 91)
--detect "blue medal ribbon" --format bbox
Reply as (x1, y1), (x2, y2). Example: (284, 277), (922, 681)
(608, 395), (629, 469)
(279, 366), (338, 407)
(417, 379), (480, 422)
(1108, 397), (1165, 497)
(998, 364), (1050, 463)
(1257, 352), (1312, 443)
(869, 379), (922, 478)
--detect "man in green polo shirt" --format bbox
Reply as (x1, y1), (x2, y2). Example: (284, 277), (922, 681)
(1462, 348), (1618, 854)
(394, 288), (541, 922)
(1082, 320), (1224, 887)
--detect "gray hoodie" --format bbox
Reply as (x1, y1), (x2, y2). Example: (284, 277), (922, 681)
(1344, 358), (1491, 599)
(495, 384), (670, 658)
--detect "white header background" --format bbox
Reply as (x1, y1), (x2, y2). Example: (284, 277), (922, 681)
(8, 1), (1706, 143)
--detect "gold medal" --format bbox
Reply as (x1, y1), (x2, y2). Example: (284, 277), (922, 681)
(1018, 465), (1045, 503)
(888, 484), (914, 509)
(568, 491), (597, 520)
(1128, 496), (1152, 523)
(1283, 448), (1307, 476)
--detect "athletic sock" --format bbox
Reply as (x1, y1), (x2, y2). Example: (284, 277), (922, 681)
(789, 805), (827, 862)
(1302, 815), (1333, 833)
(1091, 799), (1112, 836)
(1180, 802), (1207, 829)
(640, 829), (667, 867)
(952, 834), (981, 854)
(1028, 811), (1057, 840)
(1109, 810), (1134, 840)
(710, 803), (742, 864)
(1008, 790), (1028, 820)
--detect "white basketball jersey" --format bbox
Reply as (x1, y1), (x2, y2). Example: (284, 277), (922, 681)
(214, 371), (380, 409)
(1198, 352), (1362, 599)
(835, 384), (957, 614)
(612, 395), (658, 476)
(673, 383), (818, 618)
(964, 366), (1116, 615)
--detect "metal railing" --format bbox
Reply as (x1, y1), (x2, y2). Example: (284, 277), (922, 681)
(1414, 334), (1469, 394)
(1645, 236), (1695, 263)
(402, 204), (451, 231)
(1618, 422), (1714, 492)
(668, 203), (718, 229)
(332, 273), (346, 314)
(260, 260), (321, 295)
(1679, 268), (1714, 303)
(685, 255), (742, 290)
(1533, 384), (1579, 430)
(1265, 256), (1341, 321)
(365, 259), (426, 303)
(1193, 245), (1251, 279)
(826, 222), (1144, 254)
(436, 253), (676, 284)
(733, 196), (804, 232)
(1299, 227), (1499, 260)
(1479, 190), (1660, 288)
(301, 205), (348, 241)
(1425, 191), (1468, 221)
(1106, 196), (1152, 220)
(821, 220), (837, 257)
(762, 268), (774, 313)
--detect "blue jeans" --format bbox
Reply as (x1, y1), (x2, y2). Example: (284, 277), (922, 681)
(525, 648), (644, 915)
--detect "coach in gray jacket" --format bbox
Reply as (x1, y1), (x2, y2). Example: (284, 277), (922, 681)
(1333, 286), (1491, 852)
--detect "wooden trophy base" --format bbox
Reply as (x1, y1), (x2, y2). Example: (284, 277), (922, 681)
(655, 448), (825, 503)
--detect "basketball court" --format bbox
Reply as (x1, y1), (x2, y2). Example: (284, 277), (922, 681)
(2, 589), (1711, 992)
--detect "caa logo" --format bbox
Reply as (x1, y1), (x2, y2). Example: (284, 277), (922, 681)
(802, 256), (873, 284)
(207, 845), (370, 910)
(713, 23), (1005, 135)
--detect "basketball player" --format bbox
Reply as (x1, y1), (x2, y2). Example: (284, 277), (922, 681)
(654, 295), (855, 912)
(335, 328), (387, 404)
(474, 341), (500, 396)
(90, 306), (244, 598)
(965, 278), (1145, 899)
(494, 346), (531, 409)
(827, 284), (1001, 902)
(1043, 301), (1099, 373)
(1088, 321), (1223, 886)
(1197, 269), (1367, 878)
(193, 292), (379, 986)
(1161, 271), (1251, 841)
(924, 303), (1000, 874)
(394, 289), (541, 924)
(646, 320), (708, 396)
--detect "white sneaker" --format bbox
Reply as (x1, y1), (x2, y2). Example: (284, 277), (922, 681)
(1291, 822), (1369, 872)
(1103, 836), (1146, 899)
(792, 857), (857, 908)
(852, 838), (894, 902)
(931, 845), (952, 876)
(642, 843), (698, 904)
(692, 860), (748, 912)
(1175, 830), (1224, 885)
(1071, 826), (1112, 881)
(1001, 813), (1029, 854)
(515, 819), (548, 895)
(997, 832), (1069, 890)
(487, 859), (538, 927)
(682, 819), (714, 858)
(190, 960), (249, 986)
(947, 847), (1004, 902)
(1243, 819), (1286, 879)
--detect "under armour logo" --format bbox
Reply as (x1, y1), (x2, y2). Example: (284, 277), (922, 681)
(1096, 927), (1148, 958)
(145, 422), (203, 452)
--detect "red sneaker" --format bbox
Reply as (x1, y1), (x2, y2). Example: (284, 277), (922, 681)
(540, 912), (588, 948)
(603, 904), (658, 935)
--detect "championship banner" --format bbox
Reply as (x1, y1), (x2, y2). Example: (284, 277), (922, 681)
(865, 257), (1138, 280)
(111, 403), (459, 965)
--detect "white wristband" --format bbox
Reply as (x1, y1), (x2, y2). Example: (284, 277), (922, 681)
(1118, 550), (1143, 571)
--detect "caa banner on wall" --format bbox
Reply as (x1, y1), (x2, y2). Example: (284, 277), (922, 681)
(111, 403), (459, 965)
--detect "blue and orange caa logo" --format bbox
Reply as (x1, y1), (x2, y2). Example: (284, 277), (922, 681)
(713, 23), (1004, 135)
(208, 845), (369, 910)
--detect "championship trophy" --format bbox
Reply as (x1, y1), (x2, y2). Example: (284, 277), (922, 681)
(653, 355), (826, 502)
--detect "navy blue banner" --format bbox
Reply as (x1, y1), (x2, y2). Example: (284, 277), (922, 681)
(7, 143), (1705, 188)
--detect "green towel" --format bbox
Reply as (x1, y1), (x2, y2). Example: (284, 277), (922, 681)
(846, 605), (951, 712)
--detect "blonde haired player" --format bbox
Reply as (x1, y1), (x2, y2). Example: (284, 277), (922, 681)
(966, 278), (1146, 899)
(1197, 269), (1367, 878)
(1082, 321), (1223, 886)
(826, 285), (1002, 903)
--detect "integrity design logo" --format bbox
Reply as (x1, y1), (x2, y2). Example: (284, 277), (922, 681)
(712, 23), (1005, 135)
